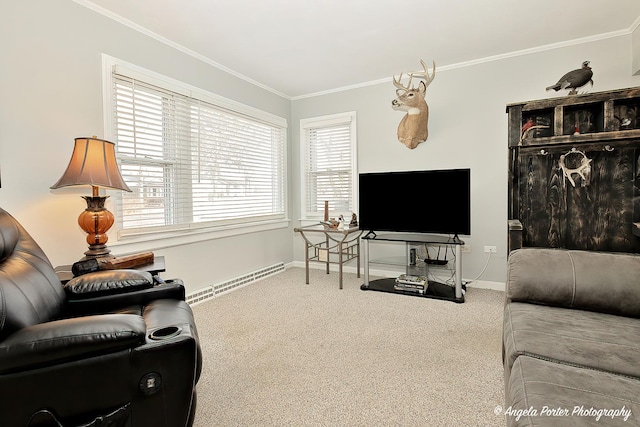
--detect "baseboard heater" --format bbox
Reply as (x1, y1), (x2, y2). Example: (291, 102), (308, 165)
(186, 262), (285, 305)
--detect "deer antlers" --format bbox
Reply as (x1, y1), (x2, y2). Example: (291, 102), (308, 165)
(393, 59), (436, 93)
(391, 59), (436, 149)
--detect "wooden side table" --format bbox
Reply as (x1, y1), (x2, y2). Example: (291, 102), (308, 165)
(294, 224), (362, 289)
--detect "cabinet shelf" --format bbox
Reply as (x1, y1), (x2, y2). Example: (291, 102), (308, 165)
(517, 129), (640, 148)
(508, 86), (640, 148)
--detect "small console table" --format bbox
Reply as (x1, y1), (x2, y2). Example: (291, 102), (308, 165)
(361, 233), (465, 303)
(294, 223), (362, 289)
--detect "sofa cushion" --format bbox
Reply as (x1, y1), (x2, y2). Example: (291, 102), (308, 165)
(507, 248), (640, 317)
(506, 355), (640, 426)
(504, 302), (640, 379)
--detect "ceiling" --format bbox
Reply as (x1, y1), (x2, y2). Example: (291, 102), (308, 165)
(79, 0), (640, 99)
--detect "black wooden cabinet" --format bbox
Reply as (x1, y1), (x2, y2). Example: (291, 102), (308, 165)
(507, 87), (640, 253)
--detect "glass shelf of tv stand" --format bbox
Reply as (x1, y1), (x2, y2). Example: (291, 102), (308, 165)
(367, 256), (455, 273)
(360, 232), (465, 303)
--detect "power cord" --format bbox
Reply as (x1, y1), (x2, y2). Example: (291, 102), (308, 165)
(467, 251), (493, 284)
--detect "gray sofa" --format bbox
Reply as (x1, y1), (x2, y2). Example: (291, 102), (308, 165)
(503, 248), (640, 426)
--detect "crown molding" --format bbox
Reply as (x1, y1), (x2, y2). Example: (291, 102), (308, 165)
(72, 0), (291, 99)
(74, 1), (639, 101)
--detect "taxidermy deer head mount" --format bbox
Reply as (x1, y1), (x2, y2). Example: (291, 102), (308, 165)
(391, 59), (436, 149)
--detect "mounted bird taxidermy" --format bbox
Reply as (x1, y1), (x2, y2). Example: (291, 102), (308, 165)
(391, 59), (436, 149)
(546, 61), (594, 95)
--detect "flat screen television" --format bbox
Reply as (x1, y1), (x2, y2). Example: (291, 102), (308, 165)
(358, 168), (471, 236)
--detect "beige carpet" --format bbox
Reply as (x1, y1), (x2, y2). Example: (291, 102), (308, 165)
(191, 267), (505, 426)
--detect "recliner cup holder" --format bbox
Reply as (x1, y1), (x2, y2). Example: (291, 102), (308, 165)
(149, 326), (182, 340)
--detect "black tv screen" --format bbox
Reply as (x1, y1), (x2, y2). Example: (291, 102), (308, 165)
(358, 168), (471, 236)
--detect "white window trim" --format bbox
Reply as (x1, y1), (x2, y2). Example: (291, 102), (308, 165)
(101, 54), (289, 251)
(299, 111), (358, 223)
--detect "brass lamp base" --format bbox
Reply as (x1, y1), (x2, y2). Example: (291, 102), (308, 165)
(78, 195), (115, 260)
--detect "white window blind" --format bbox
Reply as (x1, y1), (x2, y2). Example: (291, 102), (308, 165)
(111, 71), (286, 235)
(301, 112), (357, 219)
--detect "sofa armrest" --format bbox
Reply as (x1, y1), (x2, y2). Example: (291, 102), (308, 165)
(507, 248), (640, 317)
(64, 269), (154, 299)
(65, 279), (186, 316)
(0, 314), (146, 374)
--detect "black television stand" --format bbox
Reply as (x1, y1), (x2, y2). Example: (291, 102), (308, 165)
(362, 230), (377, 239)
(360, 232), (465, 303)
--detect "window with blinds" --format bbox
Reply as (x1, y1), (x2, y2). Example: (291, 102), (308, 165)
(300, 112), (357, 219)
(108, 64), (287, 236)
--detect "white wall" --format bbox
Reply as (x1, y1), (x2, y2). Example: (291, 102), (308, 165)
(2, 1), (639, 292)
(291, 35), (640, 285)
(633, 22), (640, 75)
(0, 1), (292, 293)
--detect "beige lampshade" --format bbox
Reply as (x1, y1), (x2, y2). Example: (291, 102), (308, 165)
(51, 137), (131, 192)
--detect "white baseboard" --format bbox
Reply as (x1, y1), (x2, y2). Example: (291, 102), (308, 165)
(288, 260), (505, 292)
(187, 261), (504, 306)
(466, 279), (505, 291)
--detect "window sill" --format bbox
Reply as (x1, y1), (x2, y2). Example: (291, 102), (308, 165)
(298, 218), (324, 226)
(108, 219), (291, 254)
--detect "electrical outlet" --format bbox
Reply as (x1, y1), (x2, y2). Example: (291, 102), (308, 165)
(484, 245), (497, 253)
(461, 244), (471, 253)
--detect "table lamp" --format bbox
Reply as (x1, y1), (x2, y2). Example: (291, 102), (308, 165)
(51, 136), (131, 260)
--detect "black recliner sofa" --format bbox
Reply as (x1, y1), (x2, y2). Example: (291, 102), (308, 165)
(0, 207), (202, 426)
